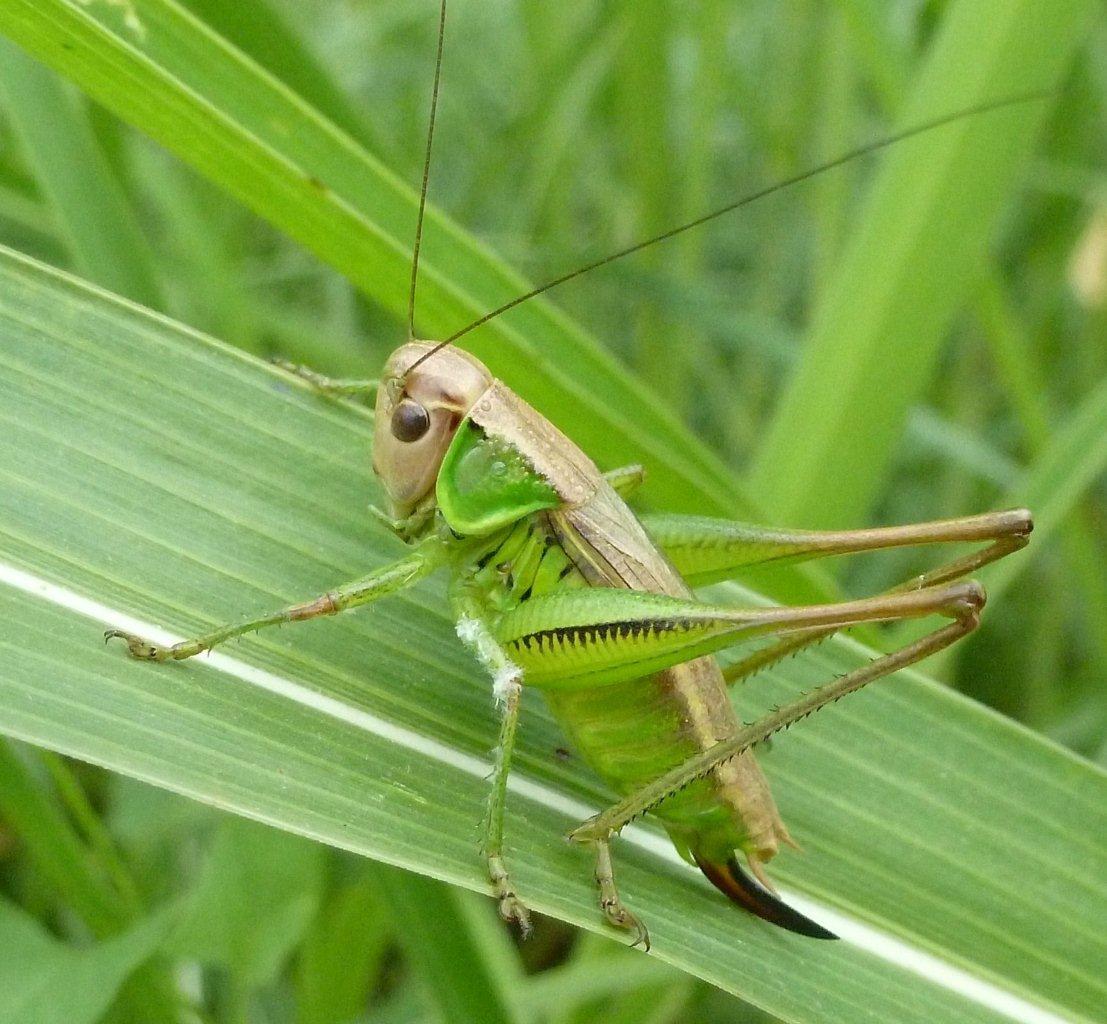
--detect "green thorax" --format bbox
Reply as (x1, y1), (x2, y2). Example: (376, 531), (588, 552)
(437, 420), (559, 537)
(462, 516), (587, 615)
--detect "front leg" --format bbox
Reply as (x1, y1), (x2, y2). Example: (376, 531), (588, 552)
(368, 503), (436, 544)
(106, 542), (444, 661)
(271, 359), (379, 401)
(452, 602), (532, 936)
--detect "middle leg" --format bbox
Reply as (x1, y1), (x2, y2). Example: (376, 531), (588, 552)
(452, 601), (532, 935)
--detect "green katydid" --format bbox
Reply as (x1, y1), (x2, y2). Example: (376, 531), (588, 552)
(106, 0), (1037, 948)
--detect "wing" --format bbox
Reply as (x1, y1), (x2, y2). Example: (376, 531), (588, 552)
(553, 485), (690, 598)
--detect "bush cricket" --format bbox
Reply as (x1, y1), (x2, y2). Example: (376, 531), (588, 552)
(106, 0), (1035, 947)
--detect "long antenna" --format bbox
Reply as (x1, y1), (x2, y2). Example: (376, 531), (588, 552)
(406, 88), (1049, 373)
(407, 0), (448, 341)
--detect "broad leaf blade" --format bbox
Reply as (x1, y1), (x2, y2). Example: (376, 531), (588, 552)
(0, 0), (743, 518)
(0, 248), (1104, 1023)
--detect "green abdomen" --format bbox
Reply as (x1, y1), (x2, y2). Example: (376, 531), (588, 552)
(541, 668), (736, 839)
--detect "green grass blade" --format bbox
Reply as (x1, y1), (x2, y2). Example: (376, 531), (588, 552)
(0, 183), (53, 241)
(0, 899), (172, 1024)
(0, 744), (189, 1023)
(0, 740), (130, 935)
(526, 939), (683, 1019)
(0, 248), (1104, 1023)
(294, 868), (391, 1024)
(165, 817), (324, 989)
(749, 0), (1097, 528)
(991, 375), (1107, 600)
(973, 272), (1107, 678)
(373, 866), (522, 1024)
(176, 0), (379, 153)
(0, 39), (161, 308)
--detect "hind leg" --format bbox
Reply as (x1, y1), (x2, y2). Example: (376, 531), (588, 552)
(591, 838), (649, 950)
(721, 520), (1029, 687)
(571, 592), (981, 845)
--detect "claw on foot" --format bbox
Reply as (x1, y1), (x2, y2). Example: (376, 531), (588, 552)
(489, 854), (532, 938)
(591, 839), (649, 950)
(105, 629), (165, 660)
(497, 892), (533, 939)
(104, 629), (199, 662)
(601, 898), (650, 951)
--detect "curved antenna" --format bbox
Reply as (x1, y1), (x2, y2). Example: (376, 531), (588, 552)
(407, 0), (448, 341)
(406, 88), (1049, 374)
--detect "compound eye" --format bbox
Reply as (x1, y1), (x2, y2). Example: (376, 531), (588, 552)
(391, 399), (431, 442)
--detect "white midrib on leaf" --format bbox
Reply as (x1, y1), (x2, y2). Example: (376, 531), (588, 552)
(0, 560), (1077, 1024)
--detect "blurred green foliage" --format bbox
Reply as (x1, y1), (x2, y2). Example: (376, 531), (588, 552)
(0, 0), (1104, 1022)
